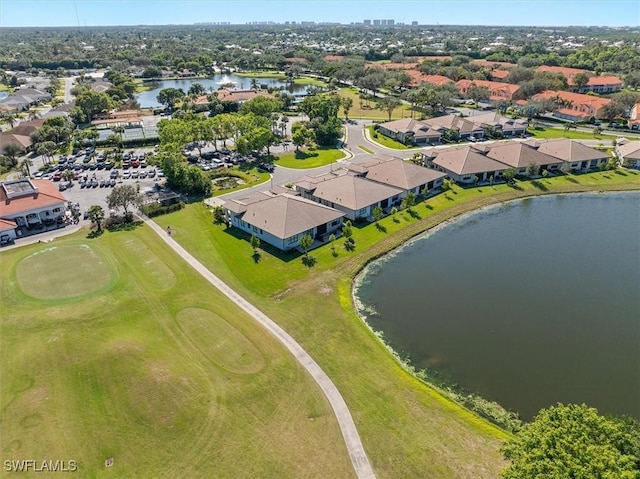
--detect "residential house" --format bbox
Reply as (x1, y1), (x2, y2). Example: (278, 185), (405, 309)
(423, 145), (508, 183)
(0, 88), (51, 112)
(526, 138), (608, 170)
(536, 65), (623, 94)
(0, 179), (67, 240)
(485, 141), (564, 174)
(0, 119), (45, 153)
(350, 157), (446, 194)
(221, 191), (344, 251)
(616, 140), (640, 168)
(532, 90), (611, 121)
(467, 112), (528, 137)
(405, 70), (452, 88)
(89, 80), (113, 93)
(455, 79), (521, 103)
(377, 118), (443, 144)
(214, 88), (274, 105)
(295, 170), (404, 220)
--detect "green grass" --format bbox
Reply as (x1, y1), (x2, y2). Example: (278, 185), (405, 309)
(0, 227), (353, 478)
(337, 87), (410, 120)
(0, 84), (10, 92)
(528, 127), (629, 141)
(275, 147), (346, 169)
(294, 76), (328, 87)
(366, 125), (418, 150)
(235, 71), (286, 79)
(211, 166), (270, 196)
(152, 169), (640, 478)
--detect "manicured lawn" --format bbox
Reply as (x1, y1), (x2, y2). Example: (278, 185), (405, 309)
(528, 127), (626, 141)
(0, 226), (353, 478)
(275, 147), (346, 169)
(153, 169), (640, 478)
(211, 166), (270, 196)
(366, 125), (418, 150)
(235, 71), (286, 79)
(294, 76), (328, 87)
(0, 84), (10, 91)
(337, 87), (409, 120)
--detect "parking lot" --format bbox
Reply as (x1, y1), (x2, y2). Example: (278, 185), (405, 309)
(31, 146), (168, 220)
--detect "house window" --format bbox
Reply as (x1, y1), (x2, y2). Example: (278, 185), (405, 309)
(287, 234), (299, 244)
(331, 220), (340, 226)
(357, 208), (368, 217)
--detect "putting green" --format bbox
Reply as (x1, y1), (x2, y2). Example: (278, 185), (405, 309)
(114, 236), (176, 290)
(176, 308), (265, 374)
(16, 244), (114, 300)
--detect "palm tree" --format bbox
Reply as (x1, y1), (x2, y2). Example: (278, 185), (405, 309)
(250, 78), (259, 91)
(2, 112), (17, 128)
(19, 158), (33, 177)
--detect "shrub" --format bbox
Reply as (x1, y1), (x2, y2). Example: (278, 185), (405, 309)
(141, 201), (185, 217)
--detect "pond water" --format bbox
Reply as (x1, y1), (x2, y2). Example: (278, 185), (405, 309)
(355, 193), (640, 421)
(0, 91), (8, 100)
(135, 74), (312, 108)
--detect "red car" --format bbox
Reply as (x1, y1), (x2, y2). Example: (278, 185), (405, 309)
(52, 172), (62, 181)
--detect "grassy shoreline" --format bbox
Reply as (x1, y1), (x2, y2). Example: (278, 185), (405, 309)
(153, 170), (640, 478)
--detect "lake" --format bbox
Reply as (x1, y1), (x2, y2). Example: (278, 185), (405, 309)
(354, 193), (640, 421)
(135, 74), (312, 108)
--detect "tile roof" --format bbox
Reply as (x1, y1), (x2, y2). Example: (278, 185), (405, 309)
(298, 173), (403, 210)
(0, 218), (17, 231)
(617, 141), (640, 160)
(0, 179), (67, 218)
(527, 138), (608, 162)
(432, 145), (508, 175)
(232, 193), (344, 239)
(486, 142), (562, 168)
(361, 158), (445, 190)
(533, 90), (611, 111)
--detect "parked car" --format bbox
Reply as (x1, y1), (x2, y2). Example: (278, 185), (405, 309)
(52, 172), (62, 181)
(123, 170), (131, 179)
(110, 169), (119, 179)
(139, 169), (148, 179)
(148, 168), (156, 178)
(131, 170), (139, 179)
(109, 178), (116, 187)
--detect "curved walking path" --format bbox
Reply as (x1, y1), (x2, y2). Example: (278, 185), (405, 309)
(144, 217), (376, 479)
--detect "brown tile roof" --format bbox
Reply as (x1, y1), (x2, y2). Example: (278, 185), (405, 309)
(617, 141), (640, 160)
(233, 193), (344, 239)
(432, 146), (508, 176)
(0, 179), (66, 217)
(324, 55), (345, 62)
(299, 173), (403, 211)
(10, 119), (44, 138)
(486, 142), (561, 168)
(528, 138), (608, 162)
(0, 133), (32, 151)
(491, 70), (510, 80)
(363, 158), (446, 190)
(215, 89), (274, 102)
(585, 75), (623, 86)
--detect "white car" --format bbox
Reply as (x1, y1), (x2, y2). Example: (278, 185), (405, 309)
(131, 170), (139, 179)
(139, 169), (148, 179)
(123, 170), (131, 179)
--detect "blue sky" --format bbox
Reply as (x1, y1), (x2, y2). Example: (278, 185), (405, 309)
(0, 0), (638, 27)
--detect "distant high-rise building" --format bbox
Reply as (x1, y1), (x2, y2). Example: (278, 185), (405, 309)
(387, 19), (395, 26)
(364, 19), (371, 26)
(411, 21), (419, 26)
(373, 19), (381, 25)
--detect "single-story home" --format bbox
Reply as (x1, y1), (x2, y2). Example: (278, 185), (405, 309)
(485, 141), (564, 174)
(221, 191), (345, 251)
(0, 88), (52, 112)
(377, 118), (443, 144)
(536, 66), (623, 94)
(0, 178), (67, 240)
(295, 170), (404, 221)
(526, 138), (609, 170)
(352, 157), (446, 194)
(616, 140), (640, 168)
(424, 145), (508, 183)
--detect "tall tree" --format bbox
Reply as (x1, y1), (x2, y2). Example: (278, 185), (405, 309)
(157, 87), (185, 112)
(106, 184), (142, 218)
(87, 205), (105, 231)
(376, 96), (402, 121)
(75, 90), (114, 122)
(341, 96), (353, 120)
